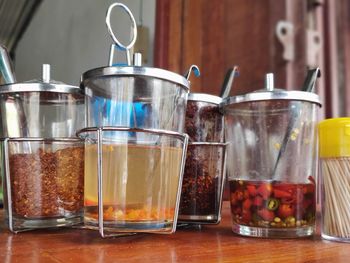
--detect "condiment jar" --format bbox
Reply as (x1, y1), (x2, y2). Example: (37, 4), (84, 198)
(184, 93), (224, 142)
(221, 73), (321, 238)
(319, 118), (350, 243)
(0, 64), (85, 233)
(178, 93), (226, 224)
(78, 3), (192, 236)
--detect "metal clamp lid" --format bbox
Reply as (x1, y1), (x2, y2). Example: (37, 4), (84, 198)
(0, 64), (82, 95)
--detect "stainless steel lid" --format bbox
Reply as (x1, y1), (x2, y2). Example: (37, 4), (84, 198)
(188, 93), (222, 104)
(0, 64), (82, 95)
(221, 73), (322, 107)
(81, 66), (190, 91)
(221, 90), (321, 107)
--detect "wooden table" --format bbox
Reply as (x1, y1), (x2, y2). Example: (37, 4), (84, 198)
(0, 202), (349, 263)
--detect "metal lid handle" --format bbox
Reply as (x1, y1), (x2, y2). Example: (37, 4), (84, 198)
(106, 3), (137, 66)
(265, 73), (274, 91)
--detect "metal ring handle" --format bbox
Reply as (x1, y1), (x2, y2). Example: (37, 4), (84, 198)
(105, 3), (137, 51)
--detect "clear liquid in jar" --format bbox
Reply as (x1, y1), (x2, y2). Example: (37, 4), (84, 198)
(84, 143), (182, 228)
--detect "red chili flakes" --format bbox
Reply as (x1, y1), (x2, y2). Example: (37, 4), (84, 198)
(9, 146), (84, 218)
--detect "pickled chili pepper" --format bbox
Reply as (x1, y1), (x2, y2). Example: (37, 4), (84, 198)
(229, 180), (315, 229)
(242, 209), (252, 223)
(243, 199), (252, 210)
(253, 196), (263, 207)
(266, 198), (280, 211)
(235, 190), (244, 201)
(257, 183), (272, 199)
(278, 203), (295, 219)
(247, 185), (257, 196)
(273, 189), (292, 198)
(257, 208), (274, 221)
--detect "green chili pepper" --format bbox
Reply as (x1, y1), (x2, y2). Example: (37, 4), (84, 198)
(266, 198), (280, 211)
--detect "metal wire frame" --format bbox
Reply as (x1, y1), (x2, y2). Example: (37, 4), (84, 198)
(2, 137), (83, 233)
(77, 126), (189, 238)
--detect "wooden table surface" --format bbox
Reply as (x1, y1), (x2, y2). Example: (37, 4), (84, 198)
(0, 202), (349, 263)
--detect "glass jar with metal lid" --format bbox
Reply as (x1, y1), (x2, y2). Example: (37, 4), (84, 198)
(178, 93), (226, 224)
(81, 4), (193, 133)
(78, 3), (199, 236)
(0, 62), (85, 233)
(221, 72), (321, 238)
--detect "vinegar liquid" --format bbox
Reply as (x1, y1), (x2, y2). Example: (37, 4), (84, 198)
(84, 143), (183, 227)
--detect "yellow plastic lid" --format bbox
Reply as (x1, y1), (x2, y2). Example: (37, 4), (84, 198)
(319, 117), (350, 158)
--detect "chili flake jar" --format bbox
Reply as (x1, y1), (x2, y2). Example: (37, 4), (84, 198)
(179, 94), (226, 224)
(0, 64), (85, 233)
(221, 74), (321, 238)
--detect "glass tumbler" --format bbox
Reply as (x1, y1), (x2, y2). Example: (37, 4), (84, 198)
(78, 127), (188, 235)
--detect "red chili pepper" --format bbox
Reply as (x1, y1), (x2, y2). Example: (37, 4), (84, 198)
(235, 190), (244, 201)
(242, 199), (252, 210)
(257, 208), (275, 221)
(280, 197), (295, 204)
(308, 175), (316, 185)
(253, 196), (263, 207)
(273, 183), (295, 192)
(85, 199), (97, 206)
(242, 209), (252, 223)
(303, 184), (315, 194)
(246, 185), (257, 197)
(278, 203), (295, 219)
(273, 189), (292, 198)
(257, 183), (272, 199)
(243, 190), (250, 199)
(230, 193), (238, 205)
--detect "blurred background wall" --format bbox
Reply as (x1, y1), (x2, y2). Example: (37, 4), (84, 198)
(1, 0), (350, 118)
(0, 0), (155, 84)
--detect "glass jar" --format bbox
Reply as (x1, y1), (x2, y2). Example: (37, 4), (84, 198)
(82, 67), (189, 133)
(178, 93), (226, 224)
(80, 66), (190, 235)
(78, 127), (188, 235)
(0, 65), (85, 232)
(185, 93), (224, 142)
(221, 85), (321, 238)
(178, 142), (226, 224)
(78, 2), (193, 236)
(319, 118), (350, 243)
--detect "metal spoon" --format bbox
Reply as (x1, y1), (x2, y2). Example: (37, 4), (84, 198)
(0, 44), (16, 84)
(302, 67), (321, 93)
(219, 66), (239, 98)
(272, 68), (321, 177)
(184, 65), (200, 81)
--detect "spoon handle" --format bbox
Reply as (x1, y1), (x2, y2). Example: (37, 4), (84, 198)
(220, 66), (239, 98)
